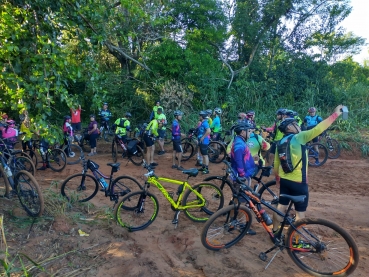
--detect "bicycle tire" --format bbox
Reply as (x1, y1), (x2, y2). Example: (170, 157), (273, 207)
(164, 128), (172, 145)
(15, 151), (34, 165)
(14, 170), (44, 217)
(181, 140), (195, 161)
(24, 149), (39, 166)
(110, 176), (143, 199)
(81, 137), (91, 153)
(201, 204), (252, 251)
(203, 176), (235, 204)
(103, 127), (109, 141)
(62, 144), (83, 165)
(286, 217), (359, 277)
(128, 144), (144, 166)
(47, 148), (67, 172)
(257, 180), (278, 207)
(325, 138), (341, 159)
(208, 141), (226, 164)
(9, 156), (35, 176)
(61, 173), (99, 202)
(182, 182), (224, 222)
(112, 140), (118, 163)
(308, 143), (328, 167)
(115, 190), (159, 232)
(0, 165), (10, 198)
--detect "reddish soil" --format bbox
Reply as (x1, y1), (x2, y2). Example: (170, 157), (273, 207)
(1, 141), (368, 276)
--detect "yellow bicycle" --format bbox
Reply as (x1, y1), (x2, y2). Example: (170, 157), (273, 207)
(115, 161), (224, 231)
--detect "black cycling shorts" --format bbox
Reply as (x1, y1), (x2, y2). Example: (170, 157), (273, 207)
(158, 129), (165, 139)
(173, 139), (182, 153)
(143, 133), (154, 147)
(279, 178), (309, 212)
(199, 143), (209, 156)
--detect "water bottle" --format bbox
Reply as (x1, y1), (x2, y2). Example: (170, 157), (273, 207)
(99, 177), (108, 189)
(259, 209), (273, 225)
(4, 165), (12, 177)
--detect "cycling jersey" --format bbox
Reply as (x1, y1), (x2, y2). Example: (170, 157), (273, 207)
(150, 106), (164, 120)
(157, 113), (167, 130)
(63, 122), (73, 136)
(207, 117), (213, 126)
(247, 133), (270, 166)
(265, 121), (284, 141)
(98, 109), (112, 121)
(114, 117), (130, 136)
(304, 115), (323, 128)
(70, 107), (81, 123)
(274, 112), (339, 183)
(197, 119), (210, 144)
(146, 119), (159, 137)
(230, 135), (256, 178)
(210, 116), (221, 132)
(172, 119), (181, 140)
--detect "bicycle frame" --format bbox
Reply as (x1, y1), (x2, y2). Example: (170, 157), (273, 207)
(145, 176), (206, 210)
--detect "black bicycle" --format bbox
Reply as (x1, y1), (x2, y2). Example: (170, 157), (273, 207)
(319, 128), (341, 159)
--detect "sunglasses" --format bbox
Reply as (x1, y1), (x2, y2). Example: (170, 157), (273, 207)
(237, 116), (242, 119)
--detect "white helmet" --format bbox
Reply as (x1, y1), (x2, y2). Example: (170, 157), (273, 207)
(214, 107), (222, 114)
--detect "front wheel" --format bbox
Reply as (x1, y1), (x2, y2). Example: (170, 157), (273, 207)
(286, 218), (359, 277)
(180, 140), (195, 161)
(115, 190), (159, 232)
(128, 144), (144, 166)
(47, 148), (67, 172)
(182, 182), (224, 222)
(9, 156), (35, 176)
(208, 141), (226, 164)
(201, 205), (253, 251)
(308, 143), (328, 167)
(62, 144), (83, 165)
(203, 176), (235, 203)
(61, 173), (99, 202)
(325, 138), (341, 159)
(14, 170), (44, 217)
(110, 176), (143, 200)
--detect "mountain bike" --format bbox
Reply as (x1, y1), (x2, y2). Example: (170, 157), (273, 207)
(0, 155), (44, 217)
(115, 160), (224, 231)
(307, 142), (328, 167)
(111, 135), (144, 166)
(318, 128), (341, 159)
(99, 119), (114, 142)
(201, 163), (359, 277)
(56, 135), (84, 165)
(73, 128), (91, 153)
(61, 157), (142, 205)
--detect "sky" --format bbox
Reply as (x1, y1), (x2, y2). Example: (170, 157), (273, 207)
(340, 0), (369, 64)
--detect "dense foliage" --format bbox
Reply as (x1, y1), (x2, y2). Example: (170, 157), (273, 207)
(1, 0), (368, 140)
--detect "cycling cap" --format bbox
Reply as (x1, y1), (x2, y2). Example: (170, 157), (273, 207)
(214, 107), (222, 114)
(278, 118), (297, 133)
(103, 102), (108, 106)
(89, 114), (96, 118)
(308, 107), (316, 113)
(125, 112), (132, 117)
(233, 122), (254, 133)
(276, 108), (287, 115)
(174, 110), (183, 116)
(199, 111), (208, 117)
(206, 109), (212, 115)
(64, 115), (71, 120)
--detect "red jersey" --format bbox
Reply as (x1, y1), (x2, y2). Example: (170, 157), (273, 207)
(70, 108), (81, 123)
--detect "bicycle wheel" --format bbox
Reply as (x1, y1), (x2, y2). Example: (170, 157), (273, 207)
(14, 170), (44, 217)
(308, 143), (328, 167)
(182, 182), (224, 222)
(47, 148), (67, 172)
(24, 149), (39, 166)
(110, 176), (143, 199)
(201, 205), (252, 251)
(208, 141), (226, 164)
(14, 151), (34, 165)
(9, 156), (35, 176)
(103, 127), (109, 141)
(115, 190), (159, 232)
(0, 165), (10, 198)
(286, 218), (359, 277)
(164, 128), (172, 145)
(128, 144), (144, 166)
(257, 180), (278, 207)
(62, 144), (83, 165)
(324, 138), (341, 159)
(112, 140), (118, 163)
(61, 173), (99, 202)
(179, 140), (194, 162)
(203, 176), (235, 203)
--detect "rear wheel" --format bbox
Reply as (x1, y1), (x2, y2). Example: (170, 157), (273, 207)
(61, 173), (99, 202)
(201, 205), (252, 251)
(128, 144), (144, 166)
(308, 143), (328, 167)
(164, 128), (172, 145)
(286, 218), (359, 277)
(0, 166), (10, 198)
(115, 191), (159, 232)
(208, 141), (226, 164)
(15, 170), (44, 217)
(9, 156), (35, 176)
(47, 149), (67, 172)
(62, 144), (83, 165)
(324, 138), (341, 159)
(182, 182), (224, 222)
(180, 139), (195, 161)
(203, 176), (235, 204)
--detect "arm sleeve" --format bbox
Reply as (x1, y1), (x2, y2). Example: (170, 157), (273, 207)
(234, 148), (246, 177)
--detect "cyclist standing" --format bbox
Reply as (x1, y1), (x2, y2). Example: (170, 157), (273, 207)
(70, 105), (82, 132)
(171, 110), (184, 170)
(272, 105), (345, 234)
(156, 108), (167, 155)
(304, 107), (323, 160)
(150, 100), (164, 120)
(98, 102), (112, 141)
(87, 114), (99, 156)
(62, 115), (74, 157)
(247, 129), (270, 166)
(143, 118), (159, 167)
(197, 111), (211, 174)
(113, 112), (132, 145)
(210, 108), (222, 141)
(19, 110), (34, 152)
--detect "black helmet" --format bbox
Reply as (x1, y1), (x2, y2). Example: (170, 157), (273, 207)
(199, 111), (208, 118)
(276, 108), (287, 115)
(174, 110), (183, 116)
(278, 118), (296, 133)
(89, 114), (96, 118)
(125, 112), (132, 118)
(233, 122), (254, 134)
(285, 110), (295, 117)
(64, 115), (71, 120)
(246, 110), (255, 116)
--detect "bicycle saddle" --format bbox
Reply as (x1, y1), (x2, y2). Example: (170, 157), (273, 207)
(280, 194), (306, 204)
(181, 168), (199, 177)
(107, 163), (120, 169)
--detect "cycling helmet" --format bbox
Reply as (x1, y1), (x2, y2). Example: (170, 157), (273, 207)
(174, 110), (183, 116)
(285, 110), (296, 118)
(206, 109), (212, 115)
(278, 118), (297, 133)
(308, 107), (316, 113)
(214, 107), (222, 114)
(2, 114), (8, 119)
(103, 102), (108, 106)
(89, 114), (96, 118)
(199, 111), (208, 118)
(6, 119), (15, 126)
(276, 108), (287, 115)
(125, 112), (132, 118)
(233, 122), (254, 133)
(64, 115), (71, 120)
(156, 100), (161, 104)
(238, 112), (246, 119)
(246, 110), (255, 117)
